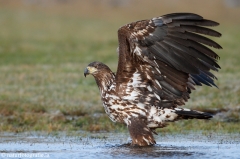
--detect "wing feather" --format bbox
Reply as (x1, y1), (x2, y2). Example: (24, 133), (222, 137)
(167, 19), (220, 27)
(168, 30), (222, 48)
(116, 13), (221, 108)
(168, 25), (221, 37)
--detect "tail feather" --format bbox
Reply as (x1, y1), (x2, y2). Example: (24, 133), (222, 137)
(174, 108), (213, 119)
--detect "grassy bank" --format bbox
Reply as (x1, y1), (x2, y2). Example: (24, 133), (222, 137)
(0, 3), (239, 134)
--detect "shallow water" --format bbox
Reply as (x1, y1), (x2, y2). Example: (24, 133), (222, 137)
(0, 132), (239, 159)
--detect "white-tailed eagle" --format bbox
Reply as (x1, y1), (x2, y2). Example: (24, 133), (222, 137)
(84, 13), (221, 146)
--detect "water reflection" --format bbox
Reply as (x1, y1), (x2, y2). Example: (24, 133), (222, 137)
(0, 132), (239, 159)
(104, 143), (200, 158)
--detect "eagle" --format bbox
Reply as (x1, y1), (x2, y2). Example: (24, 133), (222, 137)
(84, 13), (221, 146)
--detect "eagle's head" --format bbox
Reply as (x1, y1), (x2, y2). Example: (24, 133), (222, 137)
(84, 61), (111, 77)
(84, 61), (115, 91)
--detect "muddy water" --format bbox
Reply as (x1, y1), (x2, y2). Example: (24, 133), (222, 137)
(0, 132), (239, 159)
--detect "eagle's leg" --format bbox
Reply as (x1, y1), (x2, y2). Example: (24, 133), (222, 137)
(127, 117), (156, 146)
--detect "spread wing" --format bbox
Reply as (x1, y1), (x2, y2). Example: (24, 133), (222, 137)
(115, 13), (221, 108)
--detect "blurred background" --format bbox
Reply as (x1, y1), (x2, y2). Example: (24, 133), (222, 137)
(0, 0), (239, 133)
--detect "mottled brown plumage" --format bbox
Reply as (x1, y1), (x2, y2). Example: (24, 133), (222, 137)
(84, 13), (221, 146)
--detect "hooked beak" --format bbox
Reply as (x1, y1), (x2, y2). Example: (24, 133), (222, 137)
(84, 66), (97, 77)
(84, 67), (89, 77)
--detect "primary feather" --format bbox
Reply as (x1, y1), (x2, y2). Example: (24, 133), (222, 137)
(84, 13), (221, 146)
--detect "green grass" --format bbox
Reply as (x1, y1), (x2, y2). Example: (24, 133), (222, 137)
(0, 6), (239, 134)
